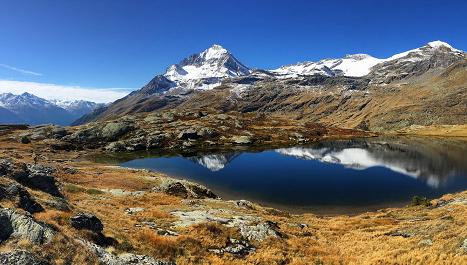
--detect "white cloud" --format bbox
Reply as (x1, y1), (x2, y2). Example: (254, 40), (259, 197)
(0, 64), (43, 76)
(0, 80), (133, 103)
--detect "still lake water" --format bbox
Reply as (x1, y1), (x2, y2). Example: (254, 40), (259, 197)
(119, 137), (467, 215)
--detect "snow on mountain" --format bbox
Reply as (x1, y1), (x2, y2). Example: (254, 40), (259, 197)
(163, 44), (250, 90)
(272, 62), (335, 78)
(0, 92), (100, 125)
(0, 92), (55, 108)
(385, 40), (463, 62)
(272, 54), (384, 78)
(271, 41), (464, 78)
(188, 153), (239, 171)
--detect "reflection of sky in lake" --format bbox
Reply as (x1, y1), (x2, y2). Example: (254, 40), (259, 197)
(121, 137), (467, 214)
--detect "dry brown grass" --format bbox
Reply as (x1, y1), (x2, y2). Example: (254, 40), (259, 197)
(135, 229), (181, 259)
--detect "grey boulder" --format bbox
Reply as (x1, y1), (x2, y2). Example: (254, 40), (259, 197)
(0, 208), (55, 244)
(0, 250), (50, 265)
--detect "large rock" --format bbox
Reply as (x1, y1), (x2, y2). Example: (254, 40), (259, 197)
(2, 162), (62, 198)
(146, 134), (168, 149)
(0, 159), (14, 176)
(101, 122), (133, 141)
(177, 129), (200, 140)
(70, 213), (103, 233)
(105, 141), (127, 152)
(209, 238), (255, 257)
(230, 135), (253, 144)
(154, 179), (217, 199)
(238, 221), (281, 242)
(1, 183), (44, 213)
(15, 164), (62, 197)
(82, 240), (175, 265)
(22, 125), (69, 141)
(0, 208), (55, 244)
(0, 250), (50, 265)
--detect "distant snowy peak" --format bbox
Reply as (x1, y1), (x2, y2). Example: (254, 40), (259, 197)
(0, 92), (101, 125)
(0, 92), (54, 108)
(164, 44), (250, 86)
(272, 40), (464, 78)
(51, 99), (100, 111)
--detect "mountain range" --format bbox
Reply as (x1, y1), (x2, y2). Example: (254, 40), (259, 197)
(75, 40), (466, 131)
(0, 92), (102, 125)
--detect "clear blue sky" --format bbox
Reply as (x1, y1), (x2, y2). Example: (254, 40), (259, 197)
(1, 0), (466, 90)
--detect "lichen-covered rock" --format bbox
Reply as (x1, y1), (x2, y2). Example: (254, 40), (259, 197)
(101, 122), (133, 141)
(154, 179), (217, 199)
(238, 221), (281, 242)
(70, 213), (103, 233)
(2, 162), (62, 198)
(0, 159), (13, 176)
(0, 208), (55, 244)
(177, 129), (200, 140)
(209, 238), (255, 257)
(45, 197), (71, 212)
(105, 141), (127, 152)
(0, 250), (50, 265)
(15, 164), (62, 197)
(1, 183), (44, 213)
(146, 134), (167, 149)
(230, 135), (253, 144)
(82, 240), (175, 265)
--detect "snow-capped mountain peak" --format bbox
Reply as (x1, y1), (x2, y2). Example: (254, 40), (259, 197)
(162, 44), (250, 90)
(427, 40), (457, 50)
(271, 40), (464, 78)
(0, 92), (101, 125)
(385, 40), (463, 61)
(199, 44), (229, 61)
(0, 92), (53, 108)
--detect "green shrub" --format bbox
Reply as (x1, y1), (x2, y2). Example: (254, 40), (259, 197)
(410, 196), (432, 207)
(115, 240), (134, 252)
(20, 136), (31, 144)
(64, 184), (85, 193)
(86, 188), (104, 195)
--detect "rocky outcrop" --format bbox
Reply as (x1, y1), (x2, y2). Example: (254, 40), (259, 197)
(0, 208), (55, 244)
(1, 160), (62, 198)
(153, 179), (218, 199)
(101, 122), (134, 141)
(0, 183), (44, 213)
(209, 238), (255, 257)
(20, 125), (69, 141)
(238, 221), (281, 242)
(82, 240), (175, 265)
(0, 250), (50, 265)
(230, 135), (253, 144)
(70, 213), (103, 233)
(16, 164), (62, 197)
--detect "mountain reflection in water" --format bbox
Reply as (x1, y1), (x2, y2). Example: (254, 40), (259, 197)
(120, 137), (467, 215)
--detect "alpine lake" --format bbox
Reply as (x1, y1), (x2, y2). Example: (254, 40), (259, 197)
(94, 136), (467, 215)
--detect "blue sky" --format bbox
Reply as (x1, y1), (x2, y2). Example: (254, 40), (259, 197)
(0, 0), (466, 101)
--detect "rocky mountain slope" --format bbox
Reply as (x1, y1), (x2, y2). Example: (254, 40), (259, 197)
(75, 41), (466, 132)
(0, 93), (101, 125)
